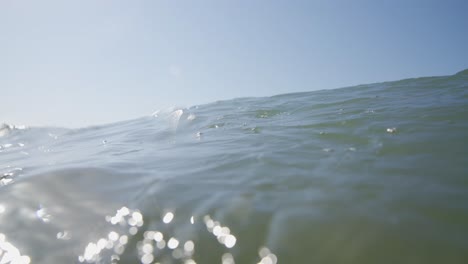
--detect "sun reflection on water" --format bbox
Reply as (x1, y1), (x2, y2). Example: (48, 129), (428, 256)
(77, 206), (277, 263)
(0, 167), (23, 187)
(0, 233), (31, 264)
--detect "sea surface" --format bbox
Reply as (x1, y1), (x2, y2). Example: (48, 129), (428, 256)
(1, 70), (468, 264)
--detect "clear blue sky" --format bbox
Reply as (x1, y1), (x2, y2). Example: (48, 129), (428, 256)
(1, 0), (467, 127)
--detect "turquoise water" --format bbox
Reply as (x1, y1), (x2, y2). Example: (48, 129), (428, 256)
(1, 70), (468, 263)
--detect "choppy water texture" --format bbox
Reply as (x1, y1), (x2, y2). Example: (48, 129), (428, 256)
(1, 70), (468, 264)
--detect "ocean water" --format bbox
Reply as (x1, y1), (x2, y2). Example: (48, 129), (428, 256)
(1, 70), (468, 264)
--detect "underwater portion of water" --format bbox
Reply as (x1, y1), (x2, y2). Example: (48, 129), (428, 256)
(1, 70), (468, 263)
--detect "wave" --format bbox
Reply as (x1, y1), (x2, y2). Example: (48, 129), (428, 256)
(1, 70), (468, 263)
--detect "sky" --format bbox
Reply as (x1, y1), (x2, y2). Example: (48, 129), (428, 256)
(1, 0), (467, 128)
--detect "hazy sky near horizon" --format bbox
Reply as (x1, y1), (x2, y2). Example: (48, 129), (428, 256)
(1, 0), (467, 127)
